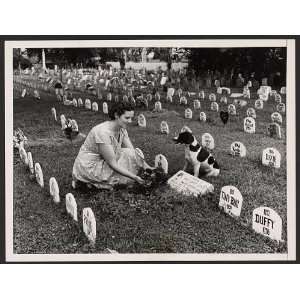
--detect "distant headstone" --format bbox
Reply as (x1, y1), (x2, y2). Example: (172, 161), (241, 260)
(92, 102), (99, 112)
(217, 87), (222, 94)
(78, 98), (83, 107)
(85, 99), (91, 110)
(274, 93), (282, 103)
(154, 154), (168, 174)
(209, 93), (216, 102)
(27, 152), (34, 174)
(107, 92), (112, 101)
(168, 170), (214, 197)
(246, 108), (256, 119)
(228, 104), (236, 116)
(155, 92), (161, 101)
(259, 93), (268, 101)
(123, 95), (128, 102)
(255, 99), (264, 110)
(185, 108), (193, 119)
(160, 76), (167, 86)
(60, 114), (67, 130)
(220, 96), (227, 104)
(230, 141), (246, 157)
(137, 114), (146, 127)
(193, 99), (201, 110)
(177, 88), (183, 97)
(266, 123), (281, 139)
(160, 121), (170, 134)
(19, 147), (28, 165)
(146, 93), (152, 102)
(280, 87), (286, 94)
(234, 99), (247, 107)
(201, 133), (215, 150)
(154, 101), (162, 112)
(210, 101), (219, 112)
(103, 102), (108, 114)
(167, 88), (175, 98)
(71, 119), (79, 132)
(73, 98), (78, 107)
(199, 90), (205, 99)
(219, 186), (243, 217)
(252, 207), (282, 241)
(21, 89), (26, 98)
(271, 112), (283, 124)
(51, 108), (57, 121)
(34, 163), (44, 188)
(49, 177), (60, 203)
(180, 96), (187, 105)
(199, 112), (207, 122)
(66, 193), (78, 221)
(270, 90), (277, 98)
(262, 147), (281, 168)
(276, 103), (285, 113)
(244, 117), (256, 133)
(82, 207), (96, 244)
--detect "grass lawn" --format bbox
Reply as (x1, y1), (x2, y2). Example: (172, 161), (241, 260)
(13, 78), (287, 254)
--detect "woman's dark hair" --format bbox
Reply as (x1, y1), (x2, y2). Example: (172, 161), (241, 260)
(108, 101), (135, 120)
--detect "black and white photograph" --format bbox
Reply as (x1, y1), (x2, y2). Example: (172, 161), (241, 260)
(5, 39), (296, 262)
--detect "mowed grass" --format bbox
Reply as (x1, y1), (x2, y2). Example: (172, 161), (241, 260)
(13, 79), (287, 254)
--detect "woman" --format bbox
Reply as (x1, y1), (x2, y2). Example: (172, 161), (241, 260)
(72, 102), (151, 190)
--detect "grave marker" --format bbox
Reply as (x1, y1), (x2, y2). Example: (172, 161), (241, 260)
(167, 88), (175, 98)
(280, 87), (286, 94)
(193, 99), (201, 110)
(78, 98), (83, 107)
(262, 147), (281, 168)
(209, 93), (216, 102)
(154, 101), (162, 112)
(51, 107), (57, 121)
(246, 108), (256, 119)
(219, 185), (243, 217)
(107, 92), (112, 101)
(230, 141), (246, 157)
(276, 103), (285, 113)
(60, 114), (67, 130)
(66, 193), (78, 221)
(167, 95), (173, 103)
(49, 177), (60, 203)
(266, 123), (281, 139)
(199, 112), (207, 122)
(71, 119), (79, 132)
(85, 99), (91, 110)
(27, 152), (34, 174)
(73, 98), (78, 107)
(154, 154), (168, 174)
(160, 121), (170, 134)
(21, 89), (26, 98)
(19, 147), (28, 165)
(201, 133), (215, 150)
(34, 163), (44, 188)
(92, 102), (99, 112)
(234, 99), (247, 107)
(199, 91), (205, 99)
(103, 102), (108, 114)
(82, 207), (96, 244)
(228, 104), (236, 115)
(255, 99), (264, 110)
(252, 207), (282, 241)
(185, 108), (193, 119)
(244, 117), (256, 133)
(217, 87), (222, 94)
(211, 101), (219, 112)
(274, 94), (282, 103)
(180, 96), (187, 105)
(137, 114), (146, 127)
(220, 96), (227, 104)
(271, 112), (283, 124)
(155, 92), (161, 101)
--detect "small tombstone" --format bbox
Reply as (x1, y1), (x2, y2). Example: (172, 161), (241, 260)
(228, 104), (236, 116)
(82, 207), (97, 244)
(255, 99), (264, 110)
(180, 96), (187, 105)
(220, 96), (227, 104)
(51, 107), (57, 121)
(221, 87), (231, 95)
(185, 108), (193, 119)
(259, 93), (268, 101)
(230, 141), (246, 157)
(77, 98), (83, 107)
(201, 133), (215, 150)
(60, 114), (67, 130)
(71, 119), (79, 132)
(154, 101), (162, 112)
(34, 163), (44, 188)
(146, 93), (152, 102)
(137, 114), (146, 127)
(271, 112), (283, 124)
(243, 89), (250, 99)
(217, 87), (222, 94)
(103, 102), (108, 114)
(21, 89), (26, 98)
(267, 123), (282, 139)
(27, 152), (34, 174)
(34, 90), (40, 99)
(274, 93), (282, 103)
(252, 207), (282, 242)
(262, 147), (281, 168)
(215, 80), (220, 88)
(73, 98), (78, 107)
(199, 112), (207, 122)
(92, 102), (99, 112)
(280, 87), (286, 94)
(160, 121), (170, 134)
(246, 108), (256, 119)
(277, 103), (286, 114)
(209, 93), (216, 102)
(123, 95), (128, 102)
(177, 88), (183, 97)
(270, 90), (277, 98)
(19, 147), (28, 165)
(107, 92), (112, 101)
(193, 99), (201, 110)
(154, 154), (168, 174)
(244, 117), (256, 133)
(49, 177), (60, 203)
(199, 90), (205, 99)
(85, 99), (91, 110)
(155, 92), (160, 101)
(210, 101), (219, 112)
(66, 193), (78, 221)
(167, 88), (175, 98)
(219, 186), (243, 217)
(234, 99), (247, 107)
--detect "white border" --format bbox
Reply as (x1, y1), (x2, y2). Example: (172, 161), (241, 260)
(5, 39), (296, 262)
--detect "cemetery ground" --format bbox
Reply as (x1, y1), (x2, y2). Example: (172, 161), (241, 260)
(13, 85), (287, 254)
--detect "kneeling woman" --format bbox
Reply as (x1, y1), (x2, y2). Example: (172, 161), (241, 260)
(72, 102), (151, 190)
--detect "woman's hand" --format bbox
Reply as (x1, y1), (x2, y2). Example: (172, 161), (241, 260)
(134, 175), (145, 185)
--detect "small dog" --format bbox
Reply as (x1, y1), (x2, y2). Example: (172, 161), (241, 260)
(173, 131), (220, 177)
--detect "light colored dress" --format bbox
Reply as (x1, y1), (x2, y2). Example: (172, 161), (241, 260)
(72, 121), (143, 188)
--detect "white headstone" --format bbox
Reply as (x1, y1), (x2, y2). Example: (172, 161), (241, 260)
(217, 87), (222, 94)
(252, 207), (282, 242)
(219, 185), (243, 218)
(34, 162), (44, 188)
(276, 102), (285, 113)
(210, 101), (219, 112)
(146, 93), (152, 102)
(160, 121), (169, 134)
(255, 99), (264, 110)
(244, 117), (256, 133)
(73, 98), (78, 107)
(154, 101), (162, 112)
(107, 92), (112, 101)
(220, 96), (227, 104)
(27, 151), (34, 174)
(154, 154), (168, 174)
(267, 123), (281, 139)
(50, 107), (57, 121)
(21, 89), (26, 98)
(92, 102), (99, 112)
(34, 90), (40, 99)
(209, 93), (216, 102)
(160, 76), (167, 86)
(193, 100), (201, 110)
(199, 91), (205, 99)
(19, 147), (28, 165)
(234, 99), (247, 107)
(168, 170), (214, 197)
(167, 88), (175, 98)
(78, 98), (83, 107)
(271, 112), (283, 124)
(230, 142), (246, 157)
(201, 133), (215, 150)
(49, 177), (60, 203)
(274, 93), (282, 103)
(180, 96), (187, 105)
(155, 92), (161, 101)
(82, 207), (96, 244)
(185, 108), (193, 119)
(137, 114), (146, 127)
(228, 104), (236, 115)
(199, 112), (207, 122)
(280, 87), (286, 94)
(103, 102), (108, 114)
(262, 148), (281, 168)
(246, 108), (256, 119)
(259, 93), (269, 101)
(85, 99), (91, 110)
(71, 119), (79, 132)
(60, 114), (67, 130)
(66, 193), (78, 221)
